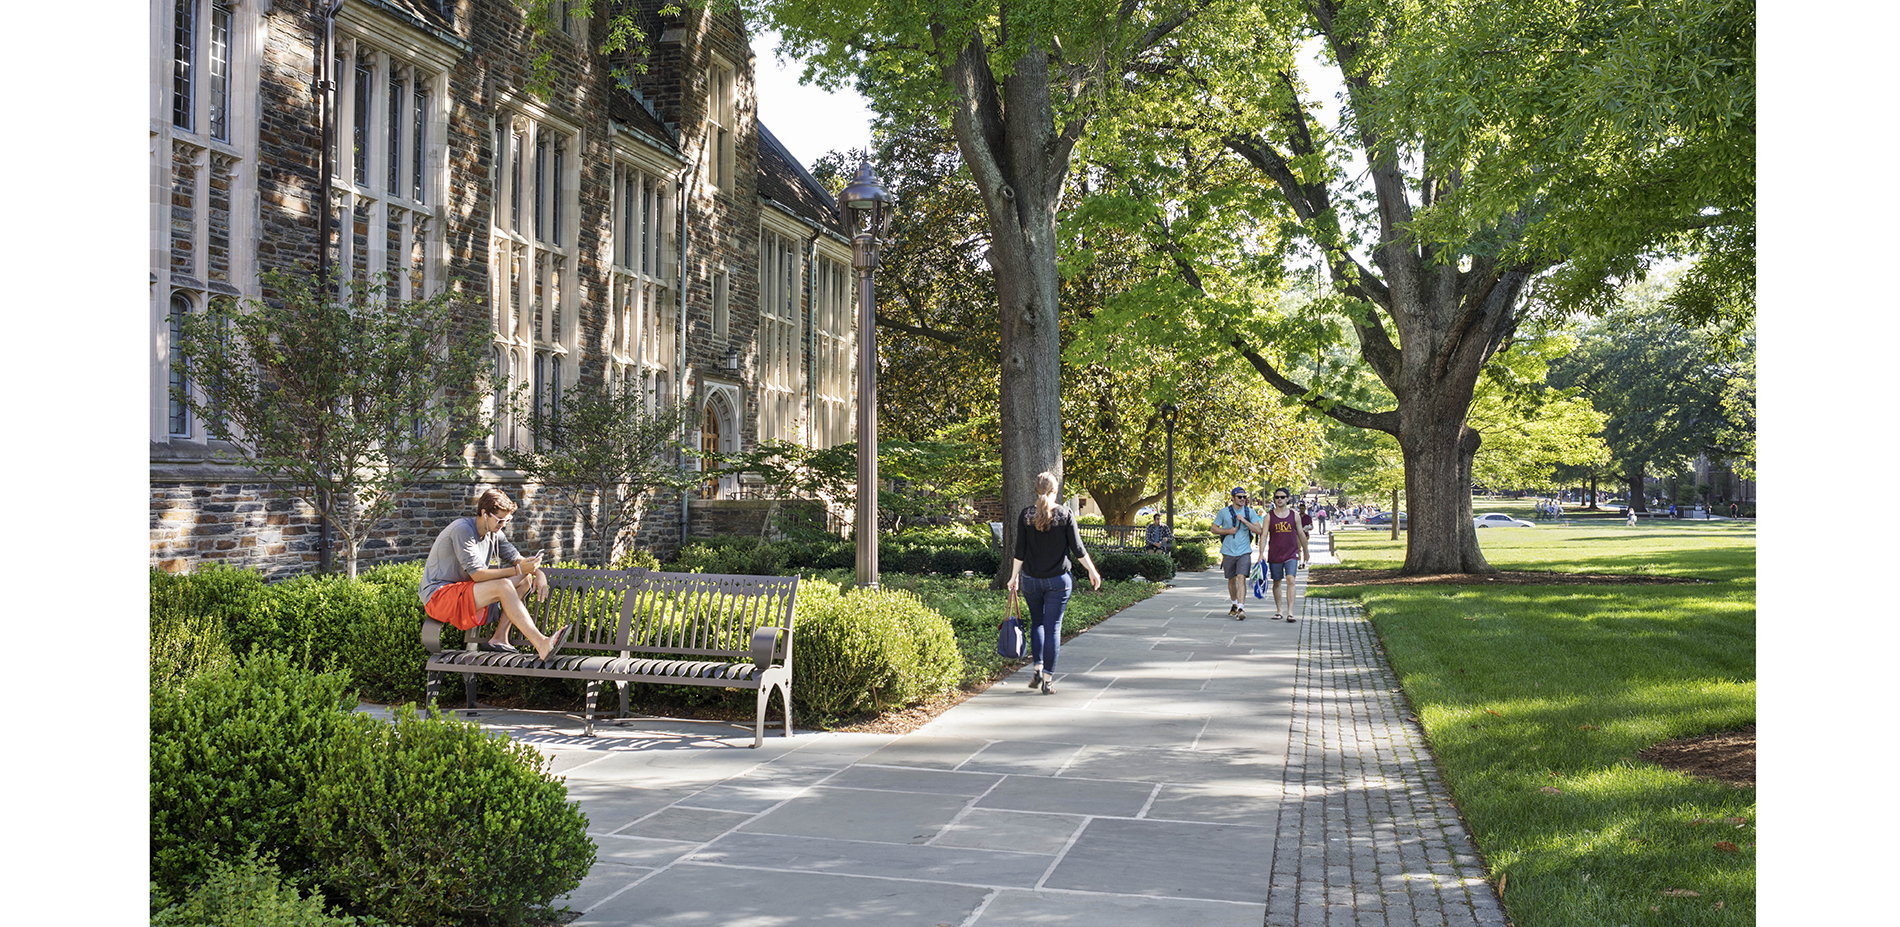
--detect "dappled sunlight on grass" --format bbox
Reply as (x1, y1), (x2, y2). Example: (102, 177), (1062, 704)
(1319, 519), (1754, 927)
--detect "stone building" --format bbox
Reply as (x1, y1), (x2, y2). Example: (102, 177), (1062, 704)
(150, 0), (859, 576)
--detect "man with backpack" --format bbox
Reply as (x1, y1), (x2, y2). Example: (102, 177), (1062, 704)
(1214, 487), (1264, 619)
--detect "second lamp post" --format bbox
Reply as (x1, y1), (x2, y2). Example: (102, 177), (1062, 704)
(841, 162), (894, 589)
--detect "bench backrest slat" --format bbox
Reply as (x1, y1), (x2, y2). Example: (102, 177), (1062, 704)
(620, 571), (797, 659)
(530, 567), (646, 650)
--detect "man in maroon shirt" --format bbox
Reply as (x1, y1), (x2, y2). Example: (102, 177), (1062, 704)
(1261, 488), (1308, 622)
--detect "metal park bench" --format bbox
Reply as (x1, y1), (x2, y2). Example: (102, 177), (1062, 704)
(1076, 524), (1144, 550)
(422, 567), (799, 747)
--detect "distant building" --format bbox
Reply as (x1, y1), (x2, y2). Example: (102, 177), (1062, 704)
(151, 0), (858, 575)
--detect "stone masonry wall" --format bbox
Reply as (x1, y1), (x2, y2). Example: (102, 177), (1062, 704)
(151, 471), (691, 579)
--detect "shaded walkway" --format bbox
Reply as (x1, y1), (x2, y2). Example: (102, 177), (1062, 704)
(423, 557), (1506, 926)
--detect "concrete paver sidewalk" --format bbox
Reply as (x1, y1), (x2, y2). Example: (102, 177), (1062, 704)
(436, 551), (1506, 926)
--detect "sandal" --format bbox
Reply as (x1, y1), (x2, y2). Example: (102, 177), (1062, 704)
(537, 625), (571, 662)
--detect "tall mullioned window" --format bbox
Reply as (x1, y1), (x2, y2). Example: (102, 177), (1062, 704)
(158, 0), (246, 445)
(707, 61), (734, 190)
(758, 226), (802, 443)
(812, 253), (854, 448)
(326, 34), (443, 302)
(609, 158), (675, 413)
(491, 109), (578, 451)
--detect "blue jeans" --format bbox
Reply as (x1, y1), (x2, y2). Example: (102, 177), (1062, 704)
(1020, 571), (1072, 673)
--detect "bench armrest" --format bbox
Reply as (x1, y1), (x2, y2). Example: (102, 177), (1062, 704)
(750, 625), (791, 670)
(421, 617), (446, 654)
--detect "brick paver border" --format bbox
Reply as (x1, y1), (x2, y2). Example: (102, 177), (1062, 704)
(1266, 593), (1511, 927)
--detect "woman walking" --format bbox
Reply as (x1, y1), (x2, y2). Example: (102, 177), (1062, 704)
(1008, 471), (1104, 694)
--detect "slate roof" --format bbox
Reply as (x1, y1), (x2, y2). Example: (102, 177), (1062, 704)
(610, 90), (684, 159)
(756, 121), (847, 238)
(355, 0), (465, 49)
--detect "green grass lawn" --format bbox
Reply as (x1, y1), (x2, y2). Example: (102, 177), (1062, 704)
(1312, 521), (1756, 927)
(801, 570), (1162, 688)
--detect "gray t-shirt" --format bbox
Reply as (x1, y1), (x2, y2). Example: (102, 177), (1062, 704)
(418, 515), (522, 606)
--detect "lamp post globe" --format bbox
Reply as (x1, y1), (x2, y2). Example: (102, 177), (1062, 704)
(841, 162), (893, 588)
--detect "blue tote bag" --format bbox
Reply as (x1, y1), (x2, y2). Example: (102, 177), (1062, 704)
(995, 589), (1027, 659)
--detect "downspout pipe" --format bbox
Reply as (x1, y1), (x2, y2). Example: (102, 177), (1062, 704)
(676, 161), (695, 549)
(315, 0), (344, 573)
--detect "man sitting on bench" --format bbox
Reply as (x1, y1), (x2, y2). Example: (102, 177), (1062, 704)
(418, 489), (569, 661)
(1144, 511), (1174, 552)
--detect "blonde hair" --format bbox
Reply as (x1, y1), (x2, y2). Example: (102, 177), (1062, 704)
(1033, 471), (1060, 532)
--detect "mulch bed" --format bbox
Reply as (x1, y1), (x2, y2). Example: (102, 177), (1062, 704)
(1307, 568), (1704, 587)
(1639, 724), (1755, 788)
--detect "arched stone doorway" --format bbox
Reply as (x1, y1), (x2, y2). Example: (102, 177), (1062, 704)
(698, 387), (739, 499)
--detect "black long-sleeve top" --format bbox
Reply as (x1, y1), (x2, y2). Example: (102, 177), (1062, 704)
(1014, 505), (1089, 578)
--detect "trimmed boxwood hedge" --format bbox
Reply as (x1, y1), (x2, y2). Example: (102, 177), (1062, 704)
(669, 535), (1001, 578)
(789, 580), (962, 722)
(1094, 551), (1176, 583)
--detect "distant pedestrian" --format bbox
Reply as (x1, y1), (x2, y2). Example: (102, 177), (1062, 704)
(1008, 471), (1103, 695)
(1296, 502), (1313, 564)
(1214, 487), (1264, 619)
(1627, 508), (1638, 527)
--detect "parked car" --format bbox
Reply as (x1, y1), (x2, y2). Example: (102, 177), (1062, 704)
(1473, 513), (1535, 529)
(1365, 512), (1407, 526)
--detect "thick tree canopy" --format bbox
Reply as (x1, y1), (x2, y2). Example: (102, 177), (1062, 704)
(748, 0), (1207, 584)
(1066, 0), (1753, 573)
(1548, 276), (1752, 510)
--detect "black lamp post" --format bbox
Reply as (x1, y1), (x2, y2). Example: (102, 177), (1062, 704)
(841, 162), (894, 589)
(1160, 403), (1178, 531)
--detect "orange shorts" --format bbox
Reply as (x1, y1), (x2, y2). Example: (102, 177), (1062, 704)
(425, 581), (488, 631)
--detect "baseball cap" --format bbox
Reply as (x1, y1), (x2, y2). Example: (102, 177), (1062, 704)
(1231, 487), (1247, 497)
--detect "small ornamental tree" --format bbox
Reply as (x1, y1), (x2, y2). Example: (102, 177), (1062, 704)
(502, 378), (698, 567)
(172, 271), (497, 577)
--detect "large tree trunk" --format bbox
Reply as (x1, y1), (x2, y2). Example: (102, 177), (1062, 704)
(1625, 461), (1648, 513)
(1086, 482), (1161, 527)
(1396, 403), (1489, 573)
(940, 37), (1077, 588)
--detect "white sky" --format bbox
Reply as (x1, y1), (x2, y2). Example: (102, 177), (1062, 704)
(750, 30), (876, 172)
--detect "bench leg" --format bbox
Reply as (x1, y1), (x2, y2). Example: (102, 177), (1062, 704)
(584, 680), (599, 737)
(617, 681), (630, 719)
(463, 672), (477, 710)
(752, 685), (768, 748)
(425, 671), (440, 708)
(753, 679), (794, 748)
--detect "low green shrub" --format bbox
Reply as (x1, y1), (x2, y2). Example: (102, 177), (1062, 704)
(152, 564), (281, 658)
(896, 544), (936, 574)
(1096, 551), (1176, 583)
(300, 705), (595, 927)
(964, 546), (1002, 577)
(151, 602), (236, 694)
(610, 546), (663, 571)
(671, 537), (789, 575)
(890, 523), (987, 545)
(1171, 540), (1211, 571)
(930, 546), (969, 575)
(791, 580), (963, 721)
(151, 851), (383, 927)
(150, 652), (358, 902)
(809, 540), (856, 570)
